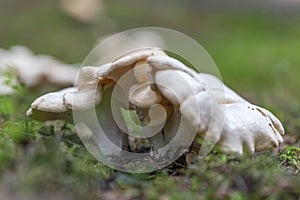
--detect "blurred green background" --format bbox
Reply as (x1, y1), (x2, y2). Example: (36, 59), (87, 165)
(1, 0), (300, 107)
(0, 0), (299, 199)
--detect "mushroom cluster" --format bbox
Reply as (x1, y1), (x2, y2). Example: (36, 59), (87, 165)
(0, 46), (78, 95)
(27, 48), (284, 157)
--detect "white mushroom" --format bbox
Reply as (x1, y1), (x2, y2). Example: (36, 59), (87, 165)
(27, 48), (285, 158)
(28, 66), (103, 119)
(147, 53), (284, 155)
(0, 46), (78, 94)
(26, 87), (75, 121)
(64, 66), (103, 110)
(218, 103), (284, 154)
(30, 87), (75, 113)
(148, 55), (200, 79)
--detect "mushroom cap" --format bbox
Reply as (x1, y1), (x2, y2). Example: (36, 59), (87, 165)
(29, 86), (102, 113)
(0, 46), (78, 90)
(64, 88), (102, 110)
(97, 48), (165, 82)
(179, 90), (221, 134)
(27, 87), (76, 121)
(148, 55), (200, 79)
(218, 103), (284, 155)
(112, 48), (165, 70)
(154, 69), (205, 105)
(198, 73), (247, 104)
(77, 66), (101, 89)
(30, 87), (76, 113)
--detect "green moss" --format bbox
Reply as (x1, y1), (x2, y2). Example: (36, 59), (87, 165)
(0, 132), (16, 173)
(279, 146), (300, 170)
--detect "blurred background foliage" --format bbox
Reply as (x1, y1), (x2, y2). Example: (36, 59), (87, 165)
(1, 0), (300, 106)
(0, 0), (300, 199)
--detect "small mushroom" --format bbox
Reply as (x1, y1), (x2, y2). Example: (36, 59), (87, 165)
(27, 87), (75, 121)
(30, 87), (75, 113)
(0, 46), (78, 94)
(28, 65), (103, 120)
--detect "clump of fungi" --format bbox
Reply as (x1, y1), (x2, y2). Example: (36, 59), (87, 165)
(27, 48), (284, 162)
